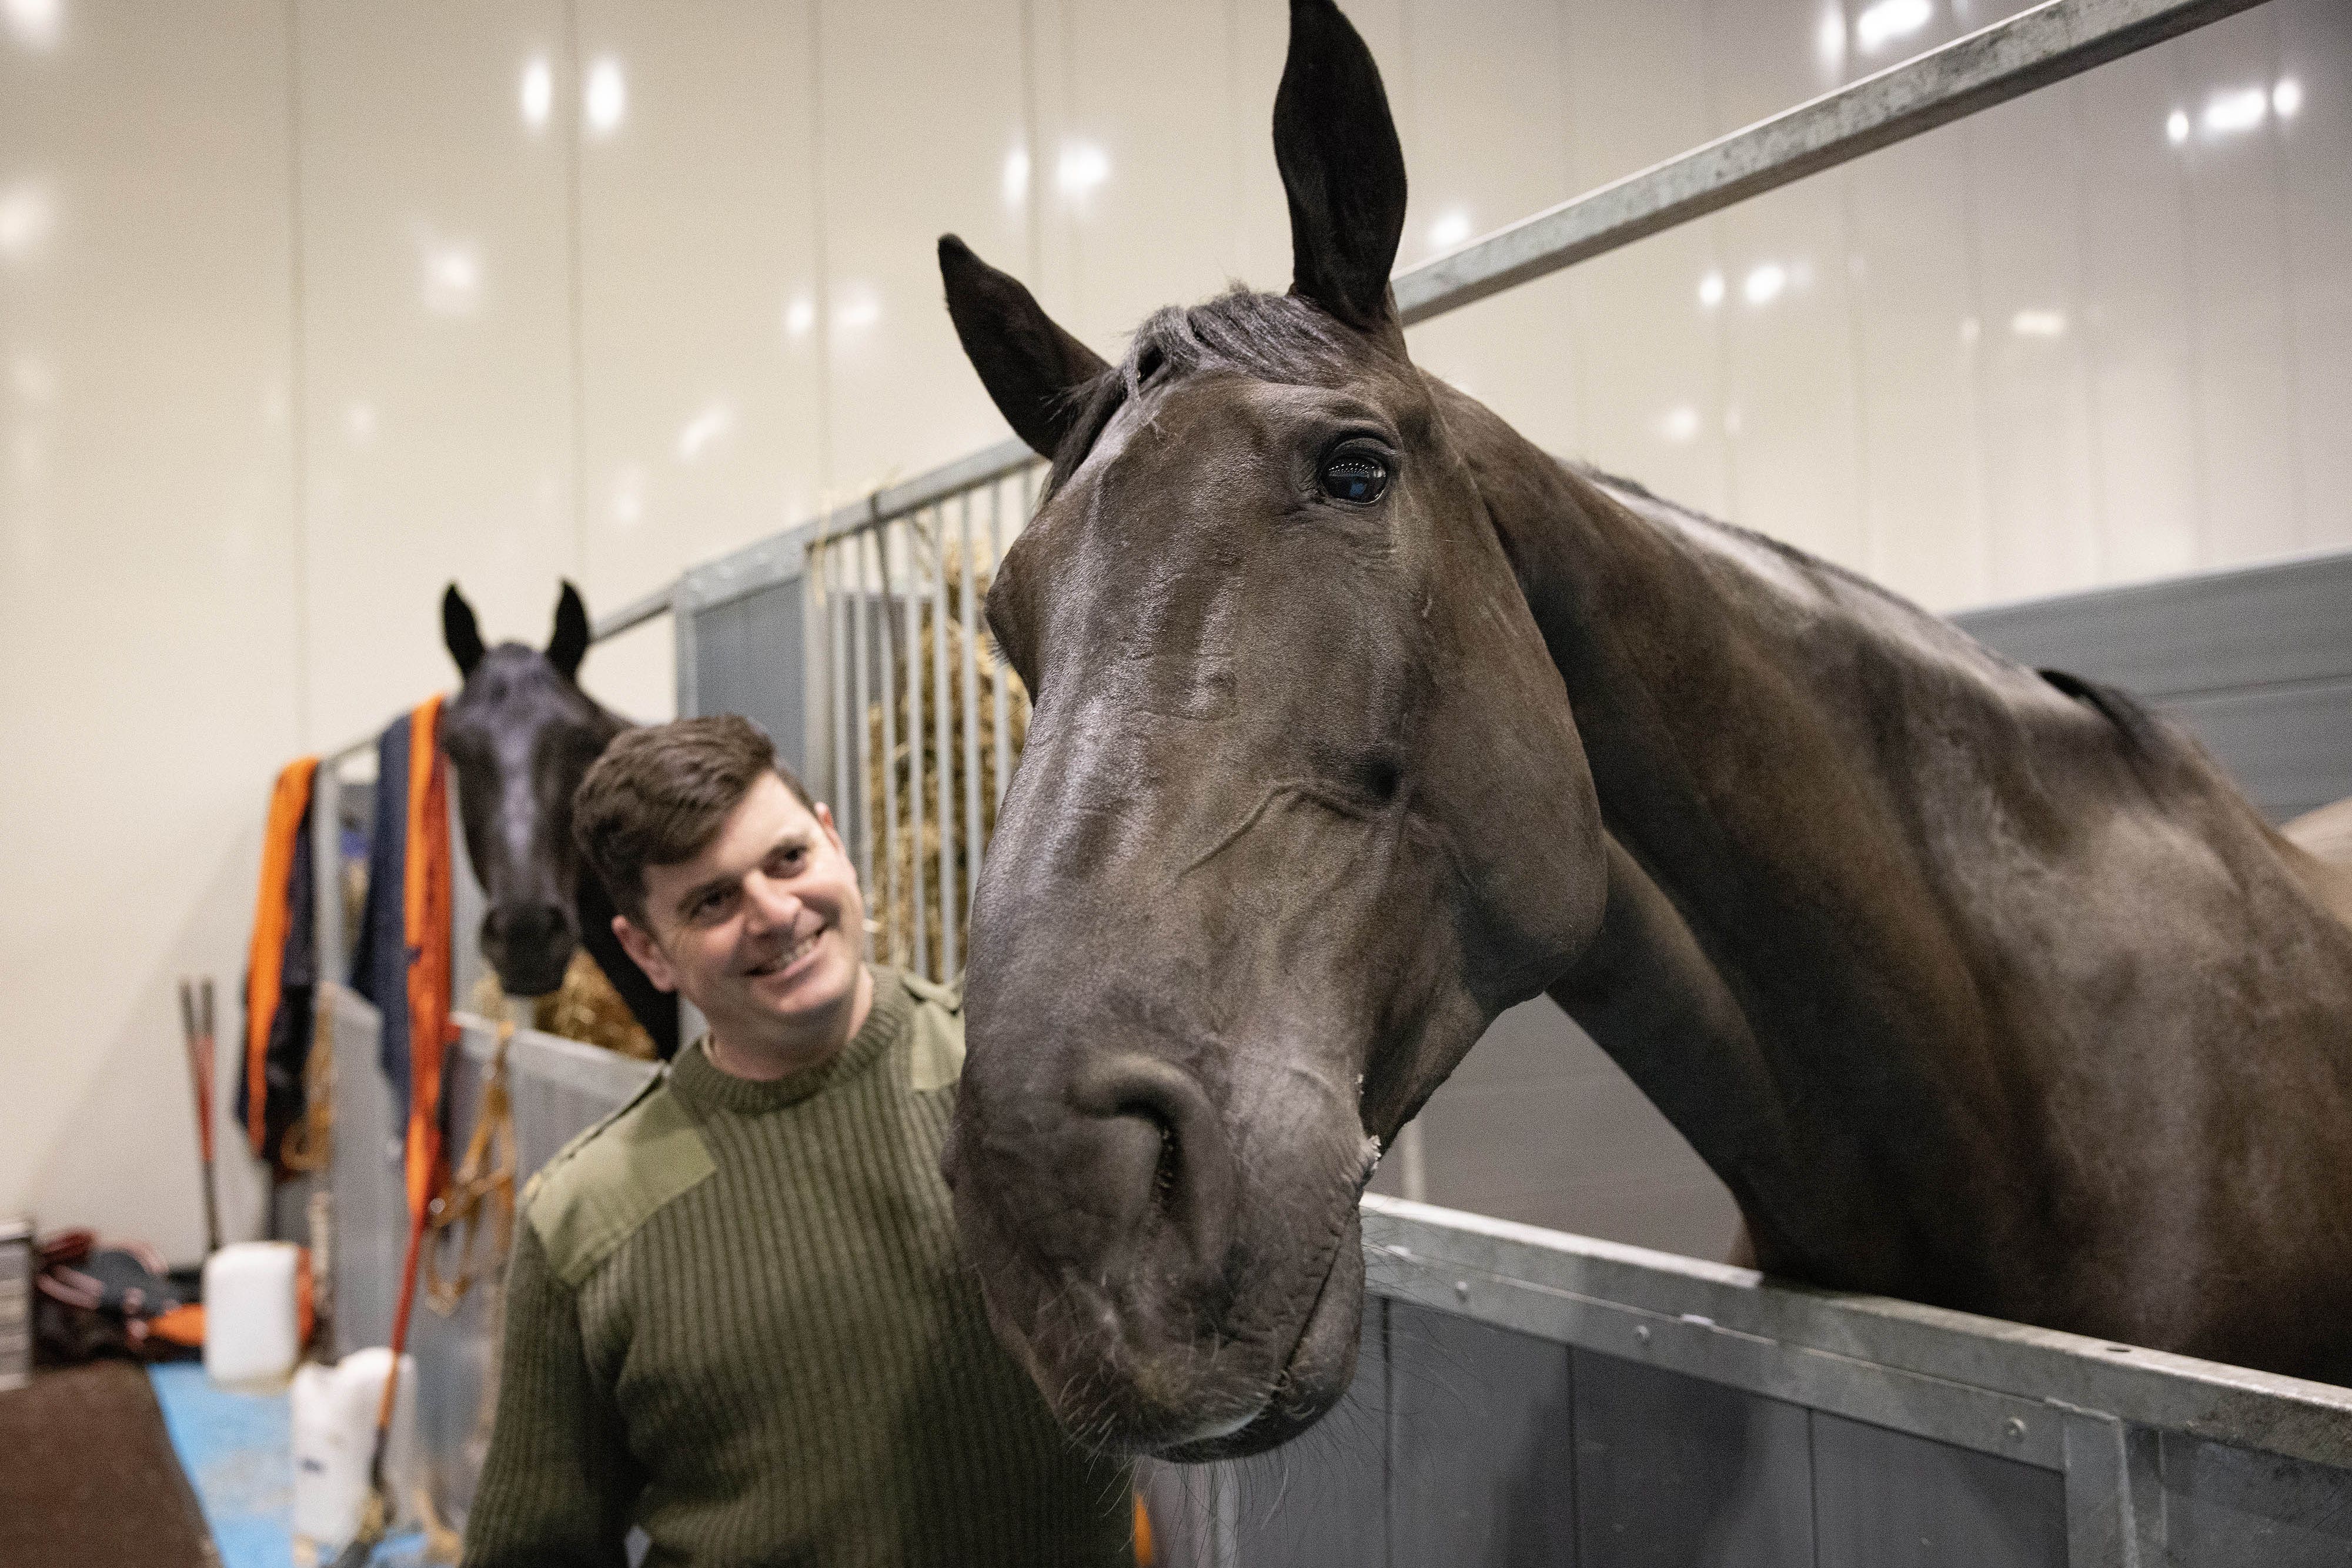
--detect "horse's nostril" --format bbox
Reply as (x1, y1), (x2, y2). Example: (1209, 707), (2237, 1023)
(1070, 1056), (1233, 1266)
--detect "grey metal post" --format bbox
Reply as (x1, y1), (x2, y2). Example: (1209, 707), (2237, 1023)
(313, 754), (344, 987)
(990, 480), (1014, 809)
(826, 542), (851, 842)
(873, 527), (903, 968)
(958, 493), (984, 928)
(900, 514), (931, 982)
(851, 529), (877, 909)
(931, 503), (959, 979)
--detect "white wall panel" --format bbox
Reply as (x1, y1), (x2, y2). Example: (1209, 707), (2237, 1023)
(813, 0), (1030, 493)
(0, 0), (298, 1260)
(1845, 130), (1990, 609)
(2276, 0), (2352, 556)
(1965, 86), (2105, 602)
(1398, 0), (1582, 459)
(1044, 0), (1262, 349)
(1561, 0), (1732, 520)
(295, 0), (579, 739)
(573, 0), (823, 723)
(2075, 45), (2204, 586)
(2173, 7), (2303, 567)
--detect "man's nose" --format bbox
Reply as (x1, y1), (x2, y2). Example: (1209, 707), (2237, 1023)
(743, 874), (802, 932)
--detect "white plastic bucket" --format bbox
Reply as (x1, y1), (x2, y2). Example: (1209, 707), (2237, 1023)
(292, 1348), (419, 1550)
(201, 1241), (302, 1390)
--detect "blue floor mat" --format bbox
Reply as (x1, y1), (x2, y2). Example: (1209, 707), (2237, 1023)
(148, 1365), (428, 1568)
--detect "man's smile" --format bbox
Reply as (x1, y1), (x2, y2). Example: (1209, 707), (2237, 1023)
(744, 925), (827, 979)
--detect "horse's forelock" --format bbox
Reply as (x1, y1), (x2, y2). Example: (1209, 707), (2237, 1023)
(1042, 289), (1362, 499)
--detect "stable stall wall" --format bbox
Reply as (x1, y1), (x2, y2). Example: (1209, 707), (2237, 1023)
(3, 0), (2347, 1265)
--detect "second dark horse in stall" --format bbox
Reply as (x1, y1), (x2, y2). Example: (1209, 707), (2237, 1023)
(439, 582), (680, 1058)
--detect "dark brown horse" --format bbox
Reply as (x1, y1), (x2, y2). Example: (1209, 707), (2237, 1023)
(440, 583), (679, 1058)
(934, 0), (2352, 1461)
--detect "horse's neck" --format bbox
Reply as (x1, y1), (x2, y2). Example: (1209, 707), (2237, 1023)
(1453, 392), (2087, 1286)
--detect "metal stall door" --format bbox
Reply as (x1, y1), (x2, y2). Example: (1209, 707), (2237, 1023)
(803, 474), (1038, 987)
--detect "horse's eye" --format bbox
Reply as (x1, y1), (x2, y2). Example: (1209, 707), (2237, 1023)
(1319, 449), (1391, 505)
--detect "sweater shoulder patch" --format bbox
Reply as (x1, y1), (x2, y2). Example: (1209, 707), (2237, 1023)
(522, 1077), (715, 1288)
(904, 978), (967, 1094)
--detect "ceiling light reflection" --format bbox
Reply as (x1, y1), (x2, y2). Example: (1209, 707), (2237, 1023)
(675, 402), (736, 463)
(2201, 86), (2267, 136)
(585, 56), (626, 137)
(1658, 406), (1701, 444)
(520, 57), (553, 129)
(1003, 147), (1030, 208)
(1056, 142), (1110, 200)
(2272, 78), (2302, 119)
(3, 0), (61, 49)
(2166, 109), (2190, 145)
(422, 243), (480, 314)
(835, 289), (881, 332)
(783, 296), (816, 338)
(0, 183), (54, 259)
(2010, 309), (2066, 338)
(1698, 270), (1726, 309)
(1743, 262), (1786, 306)
(1854, 0), (1930, 53)
(1815, 8), (1846, 75)
(1429, 210), (1472, 250)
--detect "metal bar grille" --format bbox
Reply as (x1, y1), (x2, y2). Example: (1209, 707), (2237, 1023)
(808, 467), (1041, 983)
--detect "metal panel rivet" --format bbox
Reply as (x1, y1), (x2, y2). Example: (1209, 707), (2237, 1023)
(2004, 1417), (2026, 1440)
(1454, 1279), (1469, 1300)
(1635, 1324), (1651, 1344)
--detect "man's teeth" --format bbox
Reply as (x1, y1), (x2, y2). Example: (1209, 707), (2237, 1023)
(755, 930), (822, 976)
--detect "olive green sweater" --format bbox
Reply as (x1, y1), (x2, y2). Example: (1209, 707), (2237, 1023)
(463, 968), (1135, 1568)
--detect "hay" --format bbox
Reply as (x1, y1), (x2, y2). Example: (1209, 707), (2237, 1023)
(857, 539), (1028, 982)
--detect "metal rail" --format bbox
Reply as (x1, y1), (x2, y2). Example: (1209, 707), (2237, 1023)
(1393, 0), (2266, 323)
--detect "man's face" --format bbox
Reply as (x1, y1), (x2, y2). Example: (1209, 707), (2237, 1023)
(616, 773), (866, 1049)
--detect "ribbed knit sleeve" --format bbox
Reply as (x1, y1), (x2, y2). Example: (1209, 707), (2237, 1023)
(462, 1221), (640, 1568)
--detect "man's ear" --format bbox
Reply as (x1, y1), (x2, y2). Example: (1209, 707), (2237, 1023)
(443, 583), (486, 678)
(613, 914), (677, 994)
(938, 234), (1111, 460)
(548, 580), (590, 682)
(1274, 0), (1408, 347)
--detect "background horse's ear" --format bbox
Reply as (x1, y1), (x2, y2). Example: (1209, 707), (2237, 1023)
(443, 583), (486, 678)
(938, 234), (1110, 460)
(548, 579), (590, 682)
(1274, 0), (1408, 346)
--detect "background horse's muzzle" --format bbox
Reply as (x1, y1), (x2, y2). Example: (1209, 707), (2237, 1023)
(480, 901), (574, 997)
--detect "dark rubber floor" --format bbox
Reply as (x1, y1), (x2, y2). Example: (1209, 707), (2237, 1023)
(0, 1362), (218, 1568)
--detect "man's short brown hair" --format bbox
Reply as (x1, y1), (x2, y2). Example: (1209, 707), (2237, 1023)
(574, 715), (817, 927)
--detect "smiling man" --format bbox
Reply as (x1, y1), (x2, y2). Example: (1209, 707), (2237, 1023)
(462, 715), (1135, 1568)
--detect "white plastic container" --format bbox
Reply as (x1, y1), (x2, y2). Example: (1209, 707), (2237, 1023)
(292, 1348), (419, 1550)
(202, 1241), (302, 1390)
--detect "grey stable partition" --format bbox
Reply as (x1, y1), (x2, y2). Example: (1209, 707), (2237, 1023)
(1955, 549), (2352, 823)
(1145, 1199), (2352, 1568)
(323, 984), (657, 1521)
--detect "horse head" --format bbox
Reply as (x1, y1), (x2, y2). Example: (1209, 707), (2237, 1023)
(937, 0), (1606, 1459)
(440, 581), (625, 999)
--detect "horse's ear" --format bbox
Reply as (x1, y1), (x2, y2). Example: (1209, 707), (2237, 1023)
(938, 234), (1110, 460)
(1274, 0), (1408, 346)
(443, 583), (485, 678)
(548, 580), (590, 682)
